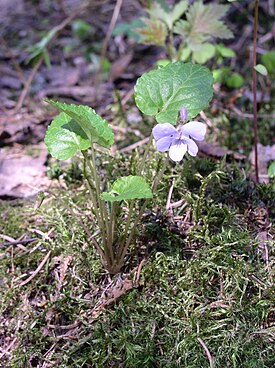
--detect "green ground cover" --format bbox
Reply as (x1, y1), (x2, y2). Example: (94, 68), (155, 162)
(1, 159), (274, 367)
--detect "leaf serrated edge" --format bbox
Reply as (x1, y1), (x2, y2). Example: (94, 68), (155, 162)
(44, 99), (114, 148)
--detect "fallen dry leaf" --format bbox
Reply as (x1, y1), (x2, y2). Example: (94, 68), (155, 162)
(249, 143), (275, 183)
(109, 52), (133, 82)
(0, 143), (50, 198)
(198, 141), (246, 160)
(44, 66), (80, 87)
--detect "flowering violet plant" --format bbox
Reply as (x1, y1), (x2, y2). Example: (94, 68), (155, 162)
(44, 62), (214, 274)
(152, 107), (206, 162)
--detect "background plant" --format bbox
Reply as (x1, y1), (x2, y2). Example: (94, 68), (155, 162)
(114, 0), (234, 64)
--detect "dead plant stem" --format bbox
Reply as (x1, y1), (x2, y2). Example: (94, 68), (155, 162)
(252, 0), (259, 182)
(98, 0), (123, 82)
(14, 57), (43, 113)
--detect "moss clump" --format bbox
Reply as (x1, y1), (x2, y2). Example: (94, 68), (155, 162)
(58, 227), (273, 367)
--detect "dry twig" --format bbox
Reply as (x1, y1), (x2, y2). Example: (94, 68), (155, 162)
(119, 136), (150, 153)
(19, 250), (51, 286)
(197, 337), (215, 368)
(166, 179), (175, 210)
(99, 0), (124, 80)
(0, 338), (18, 360)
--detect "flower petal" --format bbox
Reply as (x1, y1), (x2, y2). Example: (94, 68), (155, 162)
(181, 121), (206, 141)
(168, 140), (187, 162)
(186, 138), (198, 156)
(152, 123), (179, 141)
(156, 136), (174, 152)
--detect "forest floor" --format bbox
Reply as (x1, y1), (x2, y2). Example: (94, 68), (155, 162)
(0, 1), (274, 367)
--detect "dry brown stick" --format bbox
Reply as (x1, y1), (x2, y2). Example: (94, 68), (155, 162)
(119, 137), (150, 153)
(0, 237), (39, 248)
(13, 57), (43, 113)
(197, 337), (215, 368)
(0, 234), (29, 251)
(19, 250), (51, 287)
(252, 0), (259, 183)
(0, 337), (17, 360)
(165, 179), (175, 210)
(97, 0), (124, 83)
(134, 259), (146, 286)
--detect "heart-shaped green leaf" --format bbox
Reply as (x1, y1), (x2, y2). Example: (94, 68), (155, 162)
(45, 99), (114, 148)
(101, 176), (152, 202)
(134, 62), (213, 124)
(45, 112), (91, 160)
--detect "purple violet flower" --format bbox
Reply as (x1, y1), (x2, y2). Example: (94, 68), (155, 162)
(152, 121), (206, 162)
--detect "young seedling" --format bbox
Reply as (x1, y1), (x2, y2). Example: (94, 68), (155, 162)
(115, 0), (234, 64)
(44, 61), (213, 274)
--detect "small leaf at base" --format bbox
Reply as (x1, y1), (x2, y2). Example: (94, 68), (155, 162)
(101, 176), (153, 202)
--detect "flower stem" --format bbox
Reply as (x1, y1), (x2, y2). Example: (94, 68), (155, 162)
(90, 145), (115, 264)
(108, 201), (117, 253)
(117, 155), (169, 266)
(82, 151), (101, 222)
(82, 149), (114, 266)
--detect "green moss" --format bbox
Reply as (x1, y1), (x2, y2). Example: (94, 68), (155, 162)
(59, 237), (273, 367)
(1, 160), (274, 368)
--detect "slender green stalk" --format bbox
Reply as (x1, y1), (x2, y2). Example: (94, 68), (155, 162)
(90, 147), (111, 238)
(114, 90), (128, 126)
(194, 177), (207, 224)
(82, 149), (114, 265)
(116, 133), (157, 264)
(108, 202), (117, 253)
(177, 41), (186, 61)
(93, 146), (115, 264)
(117, 155), (169, 266)
(194, 172), (223, 224)
(82, 152), (102, 223)
(116, 200), (135, 260)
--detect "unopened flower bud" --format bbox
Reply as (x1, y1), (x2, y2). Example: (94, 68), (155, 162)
(180, 106), (188, 122)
